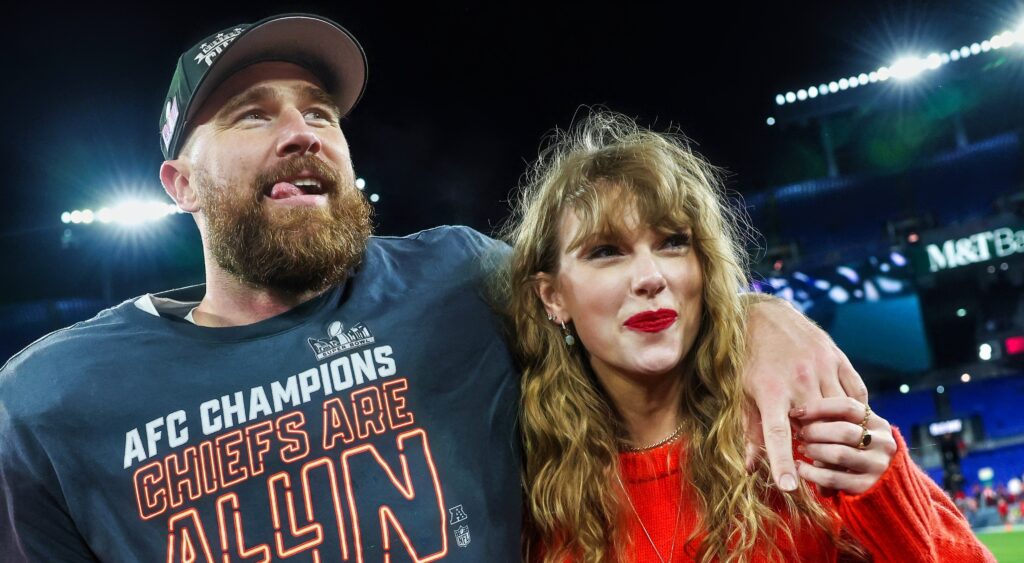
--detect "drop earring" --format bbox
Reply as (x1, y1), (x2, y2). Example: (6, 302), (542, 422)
(560, 320), (575, 346)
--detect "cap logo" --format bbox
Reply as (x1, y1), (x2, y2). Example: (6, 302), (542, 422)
(193, 27), (246, 67)
(161, 97), (179, 151)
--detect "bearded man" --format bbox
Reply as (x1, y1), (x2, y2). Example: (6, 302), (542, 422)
(0, 14), (867, 562)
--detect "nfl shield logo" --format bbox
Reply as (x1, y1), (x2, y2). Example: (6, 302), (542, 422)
(454, 525), (471, 548)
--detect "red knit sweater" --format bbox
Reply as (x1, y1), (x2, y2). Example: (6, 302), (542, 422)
(610, 428), (995, 562)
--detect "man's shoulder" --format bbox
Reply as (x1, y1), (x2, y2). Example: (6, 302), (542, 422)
(368, 225), (509, 274)
(0, 298), (139, 398)
(371, 225), (509, 256)
(360, 226), (510, 301)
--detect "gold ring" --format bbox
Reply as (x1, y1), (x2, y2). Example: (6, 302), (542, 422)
(857, 428), (872, 449)
(861, 404), (872, 427)
(856, 404), (872, 449)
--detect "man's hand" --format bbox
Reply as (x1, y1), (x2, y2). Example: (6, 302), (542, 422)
(741, 294), (867, 492)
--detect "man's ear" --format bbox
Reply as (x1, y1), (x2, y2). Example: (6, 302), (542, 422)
(534, 272), (570, 323)
(160, 158), (199, 213)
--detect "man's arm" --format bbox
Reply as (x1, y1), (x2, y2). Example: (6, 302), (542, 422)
(0, 382), (97, 562)
(741, 293), (868, 492)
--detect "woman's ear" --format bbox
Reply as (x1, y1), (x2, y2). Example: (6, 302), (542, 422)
(534, 272), (570, 323)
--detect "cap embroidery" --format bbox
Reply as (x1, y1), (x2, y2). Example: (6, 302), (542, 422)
(193, 27), (246, 67)
(161, 97), (179, 150)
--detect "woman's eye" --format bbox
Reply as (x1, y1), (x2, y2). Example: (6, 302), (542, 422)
(663, 233), (692, 249)
(586, 245), (621, 259)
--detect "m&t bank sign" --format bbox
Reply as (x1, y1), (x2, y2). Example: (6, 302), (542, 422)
(922, 226), (1024, 272)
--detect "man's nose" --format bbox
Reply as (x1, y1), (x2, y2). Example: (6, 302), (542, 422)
(275, 108), (322, 157)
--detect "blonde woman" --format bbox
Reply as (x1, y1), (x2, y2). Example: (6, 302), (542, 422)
(502, 111), (993, 562)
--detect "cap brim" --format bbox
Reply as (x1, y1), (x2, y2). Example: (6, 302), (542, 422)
(185, 14), (367, 126)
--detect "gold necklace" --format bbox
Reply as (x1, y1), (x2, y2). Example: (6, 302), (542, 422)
(619, 421), (686, 452)
(616, 472), (683, 563)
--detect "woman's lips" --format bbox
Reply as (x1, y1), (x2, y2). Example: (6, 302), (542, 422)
(623, 309), (678, 333)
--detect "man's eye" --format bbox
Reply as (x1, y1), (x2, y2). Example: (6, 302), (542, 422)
(586, 245), (621, 259)
(305, 109), (336, 122)
(239, 110), (266, 121)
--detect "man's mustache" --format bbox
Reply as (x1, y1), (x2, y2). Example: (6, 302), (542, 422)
(252, 156), (344, 197)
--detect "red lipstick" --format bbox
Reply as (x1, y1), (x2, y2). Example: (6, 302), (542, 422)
(623, 309), (678, 333)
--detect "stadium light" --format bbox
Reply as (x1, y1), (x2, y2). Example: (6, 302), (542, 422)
(899, 384), (910, 394)
(369, 193), (380, 203)
(978, 343), (993, 361)
(770, 21), (1024, 111)
(889, 56), (927, 80)
(836, 265), (859, 283)
(960, 373), (971, 383)
(827, 286), (849, 303)
(355, 177), (366, 190)
(61, 200), (183, 227)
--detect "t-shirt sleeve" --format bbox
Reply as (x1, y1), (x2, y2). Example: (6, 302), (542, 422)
(443, 225), (510, 278)
(411, 226), (511, 307)
(0, 358), (97, 562)
(831, 427), (996, 562)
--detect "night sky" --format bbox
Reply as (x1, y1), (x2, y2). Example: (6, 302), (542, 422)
(0, 1), (1014, 302)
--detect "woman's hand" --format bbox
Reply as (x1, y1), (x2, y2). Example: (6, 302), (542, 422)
(790, 397), (898, 495)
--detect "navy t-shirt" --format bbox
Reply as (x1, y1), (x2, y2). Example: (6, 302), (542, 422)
(0, 226), (521, 562)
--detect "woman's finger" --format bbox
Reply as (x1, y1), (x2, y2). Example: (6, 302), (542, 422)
(796, 459), (875, 495)
(797, 420), (863, 446)
(791, 396), (870, 424)
(798, 442), (888, 475)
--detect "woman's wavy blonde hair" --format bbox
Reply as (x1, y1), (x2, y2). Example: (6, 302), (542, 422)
(498, 111), (863, 562)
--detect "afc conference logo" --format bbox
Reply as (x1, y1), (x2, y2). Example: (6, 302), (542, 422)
(308, 320), (375, 361)
(448, 505), (471, 548)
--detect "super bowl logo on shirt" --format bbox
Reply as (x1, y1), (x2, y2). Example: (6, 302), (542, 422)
(308, 320), (375, 361)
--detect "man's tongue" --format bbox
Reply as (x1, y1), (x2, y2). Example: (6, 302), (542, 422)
(269, 182), (304, 200)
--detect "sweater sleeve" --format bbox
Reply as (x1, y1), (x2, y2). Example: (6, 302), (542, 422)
(832, 427), (995, 562)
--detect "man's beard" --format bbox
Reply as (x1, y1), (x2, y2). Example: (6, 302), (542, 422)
(194, 156), (373, 294)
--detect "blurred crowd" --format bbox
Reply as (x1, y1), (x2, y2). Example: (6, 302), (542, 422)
(952, 476), (1024, 529)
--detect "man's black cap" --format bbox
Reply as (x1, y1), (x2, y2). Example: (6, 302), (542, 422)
(159, 13), (367, 160)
